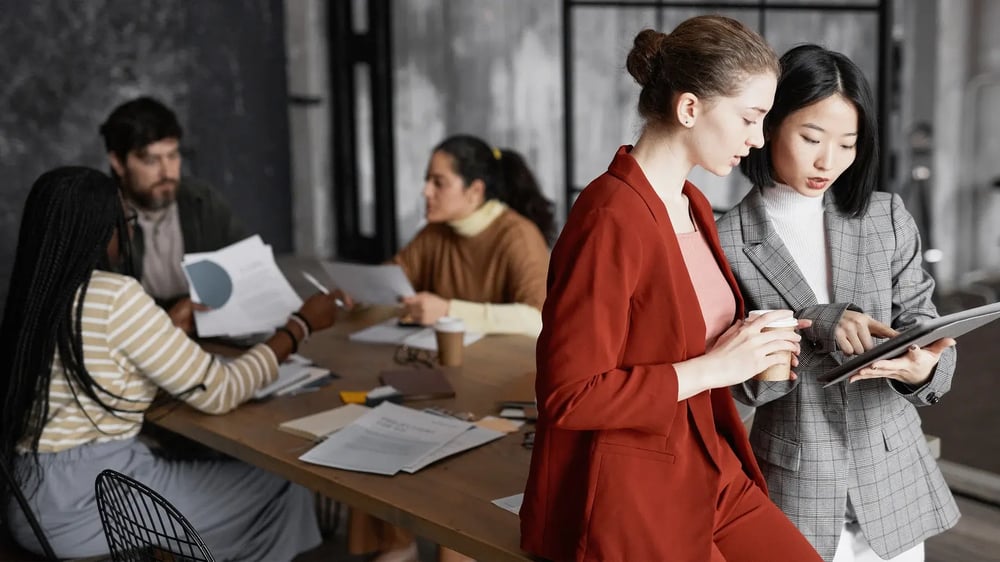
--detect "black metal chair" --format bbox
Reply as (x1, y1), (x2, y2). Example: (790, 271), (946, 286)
(94, 469), (214, 562)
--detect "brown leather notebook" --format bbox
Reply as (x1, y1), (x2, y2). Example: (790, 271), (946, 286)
(379, 369), (455, 401)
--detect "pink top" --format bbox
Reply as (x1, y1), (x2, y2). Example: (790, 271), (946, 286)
(677, 229), (736, 346)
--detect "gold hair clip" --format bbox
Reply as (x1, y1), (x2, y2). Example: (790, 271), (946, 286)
(491, 147), (502, 160)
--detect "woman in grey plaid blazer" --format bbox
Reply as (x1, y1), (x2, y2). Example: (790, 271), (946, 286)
(717, 45), (959, 562)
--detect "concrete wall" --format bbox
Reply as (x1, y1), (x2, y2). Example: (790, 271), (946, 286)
(380, 1), (883, 242)
(285, 0), (334, 259)
(391, 0), (564, 246)
(0, 0), (292, 309)
(930, 0), (1000, 291)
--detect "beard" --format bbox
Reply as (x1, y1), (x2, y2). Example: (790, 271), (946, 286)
(125, 178), (179, 211)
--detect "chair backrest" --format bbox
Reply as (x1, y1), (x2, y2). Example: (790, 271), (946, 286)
(94, 469), (214, 562)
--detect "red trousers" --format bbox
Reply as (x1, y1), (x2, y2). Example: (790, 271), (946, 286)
(710, 449), (821, 562)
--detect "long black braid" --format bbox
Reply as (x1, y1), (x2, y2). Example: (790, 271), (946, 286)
(0, 167), (135, 503)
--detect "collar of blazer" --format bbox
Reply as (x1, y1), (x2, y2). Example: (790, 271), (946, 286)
(607, 145), (746, 318)
(737, 186), (865, 309)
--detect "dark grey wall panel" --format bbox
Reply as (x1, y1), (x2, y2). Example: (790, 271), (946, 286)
(0, 0), (290, 308)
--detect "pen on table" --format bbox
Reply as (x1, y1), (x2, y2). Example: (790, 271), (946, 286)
(287, 386), (321, 397)
(301, 271), (346, 308)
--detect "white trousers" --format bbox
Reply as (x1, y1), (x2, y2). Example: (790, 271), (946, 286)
(832, 521), (924, 562)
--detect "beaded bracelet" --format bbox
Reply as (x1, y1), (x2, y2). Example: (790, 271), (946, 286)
(288, 314), (311, 342)
(275, 326), (299, 354)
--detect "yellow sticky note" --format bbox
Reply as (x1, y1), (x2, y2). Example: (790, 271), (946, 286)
(475, 416), (524, 433)
(339, 391), (368, 404)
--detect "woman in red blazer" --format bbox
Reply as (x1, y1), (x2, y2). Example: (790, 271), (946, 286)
(521, 16), (823, 562)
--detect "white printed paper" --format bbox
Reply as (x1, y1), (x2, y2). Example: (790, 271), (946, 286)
(349, 318), (483, 350)
(320, 261), (415, 306)
(184, 235), (303, 337)
(401, 425), (504, 473)
(298, 402), (472, 475)
(492, 493), (524, 515)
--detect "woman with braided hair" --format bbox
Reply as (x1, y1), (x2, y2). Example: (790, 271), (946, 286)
(0, 167), (344, 560)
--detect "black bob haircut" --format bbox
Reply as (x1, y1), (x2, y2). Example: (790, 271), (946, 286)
(740, 44), (879, 217)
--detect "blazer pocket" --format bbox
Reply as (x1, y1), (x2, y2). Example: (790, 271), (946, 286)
(750, 428), (801, 472)
(594, 441), (676, 464)
(881, 408), (922, 452)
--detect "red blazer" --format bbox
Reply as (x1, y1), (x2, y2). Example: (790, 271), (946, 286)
(520, 147), (765, 561)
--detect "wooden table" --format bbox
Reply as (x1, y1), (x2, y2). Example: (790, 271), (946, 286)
(149, 305), (539, 562)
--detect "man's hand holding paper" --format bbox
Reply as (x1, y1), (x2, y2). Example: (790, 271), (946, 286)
(182, 235), (304, 337)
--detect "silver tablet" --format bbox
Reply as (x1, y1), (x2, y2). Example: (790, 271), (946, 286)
(818, 301), (1000, 387)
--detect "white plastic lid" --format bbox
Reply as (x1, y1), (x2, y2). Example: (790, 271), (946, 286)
(763, 317), (799, 329)
(434, 316), (465, 333)
(747, 309), (792, 318)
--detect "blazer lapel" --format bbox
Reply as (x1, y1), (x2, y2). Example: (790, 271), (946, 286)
(607, 148), (711, 347)
(608, 148), (721, 464)
(824, 193), (864, 306)
(608, 149), (704, 340)
(738, 187), (818, 311)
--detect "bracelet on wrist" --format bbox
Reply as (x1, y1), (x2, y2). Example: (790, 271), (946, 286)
(292, 311), (314, 333)
(288, 314), (311, 341)
(275, 326), (299, 354)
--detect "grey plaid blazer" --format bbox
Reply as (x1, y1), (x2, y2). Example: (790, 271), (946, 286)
(717, 186), (959, 561)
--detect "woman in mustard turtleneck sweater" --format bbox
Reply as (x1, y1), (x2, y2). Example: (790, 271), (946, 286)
(393, 134), (554, 337)
(350, 135), (554, 562)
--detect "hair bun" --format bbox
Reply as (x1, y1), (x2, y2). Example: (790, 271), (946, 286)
(626, 29), (668, 87)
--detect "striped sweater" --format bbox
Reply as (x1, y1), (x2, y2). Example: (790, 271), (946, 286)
(25, 270), (279, 453)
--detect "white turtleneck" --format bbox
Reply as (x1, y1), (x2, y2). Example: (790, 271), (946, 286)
(760, 184), (832, 304)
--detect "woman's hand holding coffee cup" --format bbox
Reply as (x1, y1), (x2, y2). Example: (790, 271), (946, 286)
(690, 310), (809, 390)
(746, 310), (812, 381)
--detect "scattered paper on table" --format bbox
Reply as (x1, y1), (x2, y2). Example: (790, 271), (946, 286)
(492, 493), (524, 515)
(401, 328), (484, 351)
(401, 426), (504, 473)
(349, 318), (483, 350)
(349, 318), (421, 345)
(254, 354), (326, 399)
(298, 402), (472, 475)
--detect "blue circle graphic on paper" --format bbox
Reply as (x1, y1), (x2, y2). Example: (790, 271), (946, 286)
(185, 260), (233, 308)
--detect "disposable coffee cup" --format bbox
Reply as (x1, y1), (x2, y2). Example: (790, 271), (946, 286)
(755, 316), (799, 381)
(434, 317), (465, 367)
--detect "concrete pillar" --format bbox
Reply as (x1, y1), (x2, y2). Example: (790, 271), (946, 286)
(285, 0), (334, 258)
